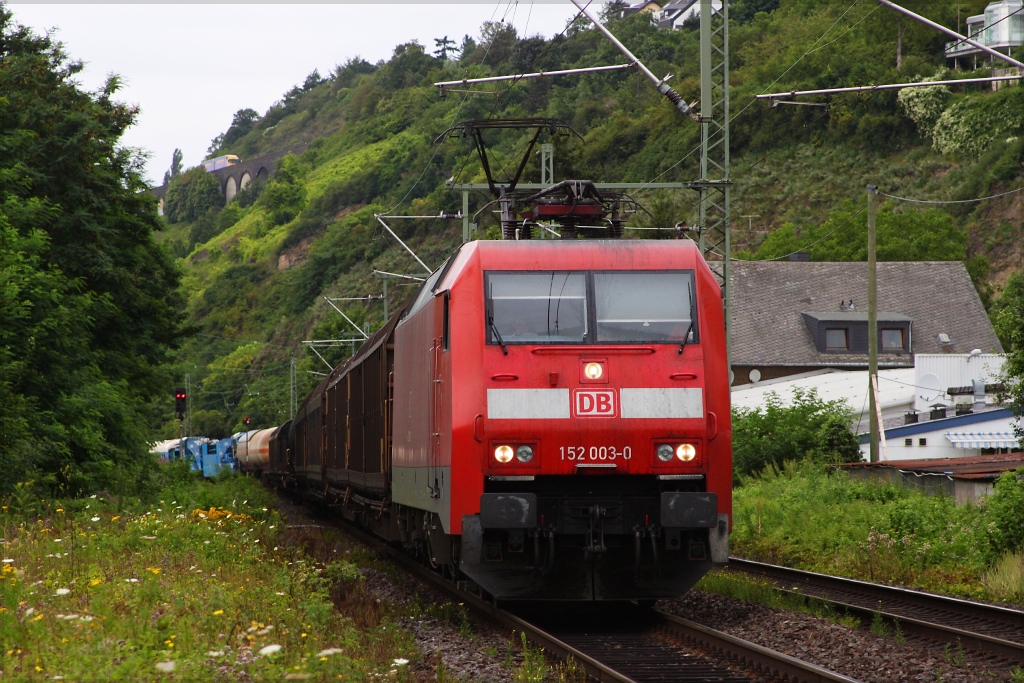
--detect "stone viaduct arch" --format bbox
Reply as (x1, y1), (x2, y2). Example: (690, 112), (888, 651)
(151, 143), (305, 210)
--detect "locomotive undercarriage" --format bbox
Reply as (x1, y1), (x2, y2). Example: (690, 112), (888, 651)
(461, 475), (728, 601)
(287, 473), (726, 602)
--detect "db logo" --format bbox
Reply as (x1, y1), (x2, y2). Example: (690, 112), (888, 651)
(573, 389), (618, 418)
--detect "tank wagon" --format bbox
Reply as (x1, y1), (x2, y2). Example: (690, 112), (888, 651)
(269, 238), (731, 601)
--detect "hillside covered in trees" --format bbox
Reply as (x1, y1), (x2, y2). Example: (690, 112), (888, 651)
(154, 0), (1024, 438)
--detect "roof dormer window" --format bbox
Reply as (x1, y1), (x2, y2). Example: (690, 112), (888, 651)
(825, 328), (849, 350)
(882, 328), (906, 351)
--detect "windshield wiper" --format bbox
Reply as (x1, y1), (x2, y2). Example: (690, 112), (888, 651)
(489, 316), (508, 355)
(679, 280), (695, 355)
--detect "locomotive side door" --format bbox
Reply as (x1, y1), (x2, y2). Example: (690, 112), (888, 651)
(427, 293), (449, 500)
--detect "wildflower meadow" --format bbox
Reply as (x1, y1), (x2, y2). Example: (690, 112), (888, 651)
(0, 463), (418, 680)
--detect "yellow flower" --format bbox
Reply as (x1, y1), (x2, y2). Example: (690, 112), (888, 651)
(89, 578), (103, 587)
(300, 633), (307, 638)
(147, 567), (160, 575)
(55, 509), (64, 513)
(111, 516), (120, 521)
(213, 610), (224, 616)
(165, 639), (174, 648)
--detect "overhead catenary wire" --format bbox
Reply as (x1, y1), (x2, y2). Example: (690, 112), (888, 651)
(877, 186), (1024, 204)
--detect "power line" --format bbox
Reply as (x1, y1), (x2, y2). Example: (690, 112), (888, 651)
(638, 0), (871, 191)
(878, 186), (1024, 204)
(749, 206), (867, 262)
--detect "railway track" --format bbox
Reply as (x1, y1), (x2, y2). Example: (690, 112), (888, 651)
(292, 494), (862, 683)
(727, 557), (1024, 662)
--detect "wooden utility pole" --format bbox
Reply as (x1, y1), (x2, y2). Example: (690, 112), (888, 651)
(867, 185), (879, 463)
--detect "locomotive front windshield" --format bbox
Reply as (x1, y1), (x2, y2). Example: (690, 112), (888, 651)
(486, 270), (696, 345)
(487, 272), (588, 343)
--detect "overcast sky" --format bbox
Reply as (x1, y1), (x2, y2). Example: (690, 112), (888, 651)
(10, 3), (582, 185)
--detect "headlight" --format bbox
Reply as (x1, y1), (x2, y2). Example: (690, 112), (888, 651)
(494, 445), (514, 463)
(583, 362), (604, 380)
(676, 444), (696, 462)
(516, 445), (534, 463)
(657, 444), (674, 462)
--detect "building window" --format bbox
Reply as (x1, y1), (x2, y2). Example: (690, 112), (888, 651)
(904, 438), (913, 447)
(882, 328), (905, 351)
(919, 438), (927, 447)
(825, 328), (848, 350)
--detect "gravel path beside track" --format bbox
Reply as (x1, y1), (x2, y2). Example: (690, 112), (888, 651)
(659, 591), (1019, 683)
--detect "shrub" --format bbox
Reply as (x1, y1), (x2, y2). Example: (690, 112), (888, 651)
(258, 155), (307, 226)
(932, 87), (1024, 157)
(897, 79), (951, 140)
(985, 468), (1024, 556)
(732, 387), (860, 480)
(163, 167), (222, 224)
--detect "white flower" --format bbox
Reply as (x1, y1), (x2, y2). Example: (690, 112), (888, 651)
(2, 559), (13, 563)
(317, 648), (344, 657)
(55, 588), (70, 596)
(392, 658), (409, 667)
(90, 517), (100, 522)
(142, 536), (157, 540)
(126, 578), (139, 583)
(154, 661), (176, 673)
(275, 592), (285, 596)
(90, 495), (97, 499)
(258, 644), (282, 657)
(206, 650), (225, 657)
(24, 608), (35, 617)
(256, 625), (274, 635)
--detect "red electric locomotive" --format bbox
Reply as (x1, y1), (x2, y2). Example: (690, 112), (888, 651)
(270, 236), (731, 602)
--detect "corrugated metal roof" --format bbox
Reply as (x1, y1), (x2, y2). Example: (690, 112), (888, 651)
(731, 367), (915, 414)
(841, 452), (1024, 480)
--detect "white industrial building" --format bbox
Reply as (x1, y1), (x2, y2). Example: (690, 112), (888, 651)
(731, 352), (1019, 461)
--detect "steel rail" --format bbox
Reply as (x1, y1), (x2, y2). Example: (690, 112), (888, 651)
(655, 612), (863, 683)
(282, 490), (869, 682)
(728, 558), (1024, 661)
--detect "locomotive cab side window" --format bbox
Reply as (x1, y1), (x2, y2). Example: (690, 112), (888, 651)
(485, 270), (697, 345)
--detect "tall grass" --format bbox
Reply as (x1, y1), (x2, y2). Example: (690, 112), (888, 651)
(731, 462), (1002, 600)
(0, 468), (417, 679)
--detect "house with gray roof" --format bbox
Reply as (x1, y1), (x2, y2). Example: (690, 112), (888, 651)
(728, 261), (1002, 386)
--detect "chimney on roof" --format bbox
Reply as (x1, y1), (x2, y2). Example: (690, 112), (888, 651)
(789, 252), (810, 261)
(937, 333), (954, 353)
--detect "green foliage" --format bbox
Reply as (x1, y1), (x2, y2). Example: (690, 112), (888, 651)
(207, 108), (259, 157)
(732, 0), (780, 24)
(993, 271), (1024, 437)
(732, 388), (860, 479)
(896, 78), (951, 140)
(0, 8), (183, 497)
(164, 166), (222, 224)
(732, 463), (994, 596)
(162, 148), (184, 186)
(0, 475), (415, 679)
(752, 203), (966, 262)
(932, 87), (1024, 157)
(258, 155), (308, 225)
(985, 468), (1024, 556)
